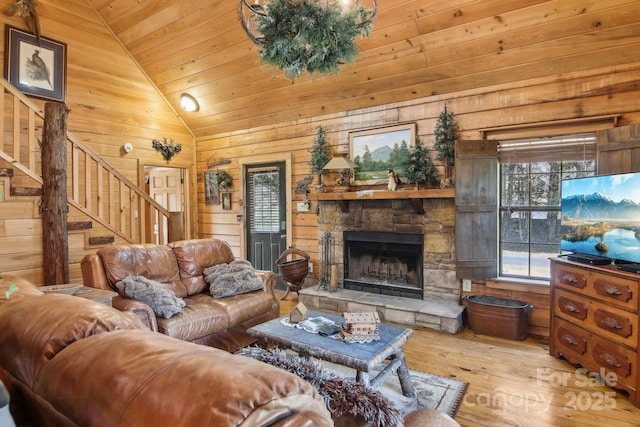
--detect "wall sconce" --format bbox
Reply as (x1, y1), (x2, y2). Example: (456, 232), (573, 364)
(180, 93), (199, 112)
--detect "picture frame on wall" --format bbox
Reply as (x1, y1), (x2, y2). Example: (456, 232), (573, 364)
(349, 123), (416, 185)
(4, 25), (67, 103)
(221, 192), (231, 210)
(204, 171), (219, 205)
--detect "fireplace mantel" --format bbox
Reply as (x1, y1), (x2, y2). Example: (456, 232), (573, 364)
(310, 188), (455, 213)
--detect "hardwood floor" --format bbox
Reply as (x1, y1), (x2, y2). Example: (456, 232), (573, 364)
(278, 295), (640, 427)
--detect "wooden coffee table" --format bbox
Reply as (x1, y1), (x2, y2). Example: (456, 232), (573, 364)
(246, 310), (415, 398)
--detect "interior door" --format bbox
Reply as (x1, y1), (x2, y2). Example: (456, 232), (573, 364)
(146, 166), (184, 244)
(245, 162), (287, 278)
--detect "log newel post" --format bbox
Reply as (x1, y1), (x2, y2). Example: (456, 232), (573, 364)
(41, 102), (70, 285)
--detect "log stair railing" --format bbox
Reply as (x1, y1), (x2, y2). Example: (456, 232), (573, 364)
(0, 77), (171, 244)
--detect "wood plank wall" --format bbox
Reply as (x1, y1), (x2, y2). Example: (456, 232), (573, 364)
(197, 62), (640, 339)
(0, 0), (194, 284)
(0, 0), (637, 339)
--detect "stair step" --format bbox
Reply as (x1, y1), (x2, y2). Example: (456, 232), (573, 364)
(68, 221), (93, 231)
(11, 187), (41, 197)
(0, 168), (14, 178)
(88, 235), (115, 246)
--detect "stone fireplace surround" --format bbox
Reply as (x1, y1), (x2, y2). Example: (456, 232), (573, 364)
(299, 193), (465, 334)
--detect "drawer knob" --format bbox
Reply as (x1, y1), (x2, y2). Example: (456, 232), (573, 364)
(561, 333), (578, 346)
(562, 273), (578, 284)
(605, 285), (622, 296)
(563, 302), (581, 313)
(600, 317), (623, 330)
(602, 353), (622, 368)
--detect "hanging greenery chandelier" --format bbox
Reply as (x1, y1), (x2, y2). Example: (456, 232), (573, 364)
(238, 0), (377, 78)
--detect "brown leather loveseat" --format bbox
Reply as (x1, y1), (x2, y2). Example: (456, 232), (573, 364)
(80, 238), (280, 351)
(0, 277), (333, 426)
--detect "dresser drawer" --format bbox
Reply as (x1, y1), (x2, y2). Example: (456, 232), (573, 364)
(553, 318), (637, 391)
(554, 289), (637, 348)
(553, 263), (639, 312)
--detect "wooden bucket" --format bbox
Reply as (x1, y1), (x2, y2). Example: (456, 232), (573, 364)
(276, 247), (310, 285)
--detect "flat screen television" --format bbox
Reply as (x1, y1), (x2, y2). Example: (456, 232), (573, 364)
(561, 171), (640, 272)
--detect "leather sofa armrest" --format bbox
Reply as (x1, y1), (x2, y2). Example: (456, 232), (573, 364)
(255, 270), (278, 302)
(111, 296), (158, 332)
(80, 254), (112, 290)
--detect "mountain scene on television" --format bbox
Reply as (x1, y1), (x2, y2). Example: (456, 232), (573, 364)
(561, 185), (640, 262)
(562, 192), (640, 221)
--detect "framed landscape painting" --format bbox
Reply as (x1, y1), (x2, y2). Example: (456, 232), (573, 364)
(349, 123), (416, 185)
(4, 25), (67, 102)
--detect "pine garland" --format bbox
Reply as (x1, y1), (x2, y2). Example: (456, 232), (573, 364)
(255, 0), (374, 78)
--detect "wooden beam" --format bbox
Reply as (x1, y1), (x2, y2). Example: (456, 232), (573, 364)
(41, 102), (70, 285)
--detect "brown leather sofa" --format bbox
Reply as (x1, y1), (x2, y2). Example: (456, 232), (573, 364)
(0, 277), (333, 427)
(80, 238), (280, 352)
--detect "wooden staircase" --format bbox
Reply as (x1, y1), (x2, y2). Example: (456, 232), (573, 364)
(0, 77), (173, 246)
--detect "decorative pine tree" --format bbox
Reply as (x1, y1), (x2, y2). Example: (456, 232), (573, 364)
(403, 136), (438, 189)
(308, 125), (330, 187)
(433, 105), (457, 180)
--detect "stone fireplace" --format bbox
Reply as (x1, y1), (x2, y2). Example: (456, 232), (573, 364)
(343, 230), (423, 299)
(299, 191), (465, 334)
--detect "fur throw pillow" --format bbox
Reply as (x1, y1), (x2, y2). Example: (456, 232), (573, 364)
(204, 259), (263, 298)
(116, 275), (186, 319)
(238, 346), (403, 427)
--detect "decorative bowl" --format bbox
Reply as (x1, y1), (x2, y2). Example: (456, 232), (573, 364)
(40, 284), (82, 295)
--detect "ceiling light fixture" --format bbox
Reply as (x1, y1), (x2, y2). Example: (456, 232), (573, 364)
(237, 0), (377, 78)
(180, 93), (199, 112)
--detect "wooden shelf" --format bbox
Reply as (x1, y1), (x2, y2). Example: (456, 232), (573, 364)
(309, 188), (455, 213)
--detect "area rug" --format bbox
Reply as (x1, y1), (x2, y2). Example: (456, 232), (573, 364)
(239, 346), (468, 420)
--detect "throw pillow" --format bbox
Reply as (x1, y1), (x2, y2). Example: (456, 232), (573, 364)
(116, 276), (186, 319)
(204, 259), (263, 298)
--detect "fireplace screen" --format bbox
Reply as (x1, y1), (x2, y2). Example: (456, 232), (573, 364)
(343, 231), (423, 299)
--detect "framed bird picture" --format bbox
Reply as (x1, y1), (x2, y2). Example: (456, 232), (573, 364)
(4, 25), (67, 103)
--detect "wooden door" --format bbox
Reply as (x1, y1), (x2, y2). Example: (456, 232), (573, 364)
(146, 167), (184, 244)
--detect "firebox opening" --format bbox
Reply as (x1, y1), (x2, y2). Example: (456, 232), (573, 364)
(343, 231), (423, 299)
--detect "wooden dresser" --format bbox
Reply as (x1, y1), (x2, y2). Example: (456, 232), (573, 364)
(550, 257), (640, 407)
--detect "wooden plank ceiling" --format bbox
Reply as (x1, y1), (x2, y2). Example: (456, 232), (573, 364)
(88, 0), (640, 137)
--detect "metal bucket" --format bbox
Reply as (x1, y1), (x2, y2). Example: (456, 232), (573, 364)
(463, 295), (534, 341)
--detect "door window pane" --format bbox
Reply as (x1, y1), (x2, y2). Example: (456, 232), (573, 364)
(248, 170), (280, 233)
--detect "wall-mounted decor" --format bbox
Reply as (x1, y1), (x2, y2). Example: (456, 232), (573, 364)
(349, 123), (416, 185)
(4, 25), (66, 102)
(238, 0), (377, 79)
(204, 171), (219, 205)
(221, 192), (231, 210)
(215, 169), (232, 190)
(152, 137), (181, 161)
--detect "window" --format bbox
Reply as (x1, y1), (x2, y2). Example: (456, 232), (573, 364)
(498, 134), (596, 280)
(248, 168), (281, 233)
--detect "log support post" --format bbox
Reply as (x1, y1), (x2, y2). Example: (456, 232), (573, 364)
(41, 102), (70, 285)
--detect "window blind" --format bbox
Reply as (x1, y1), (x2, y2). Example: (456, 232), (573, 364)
(498, 133), (596, 164)
(248, 168), (280, 233)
